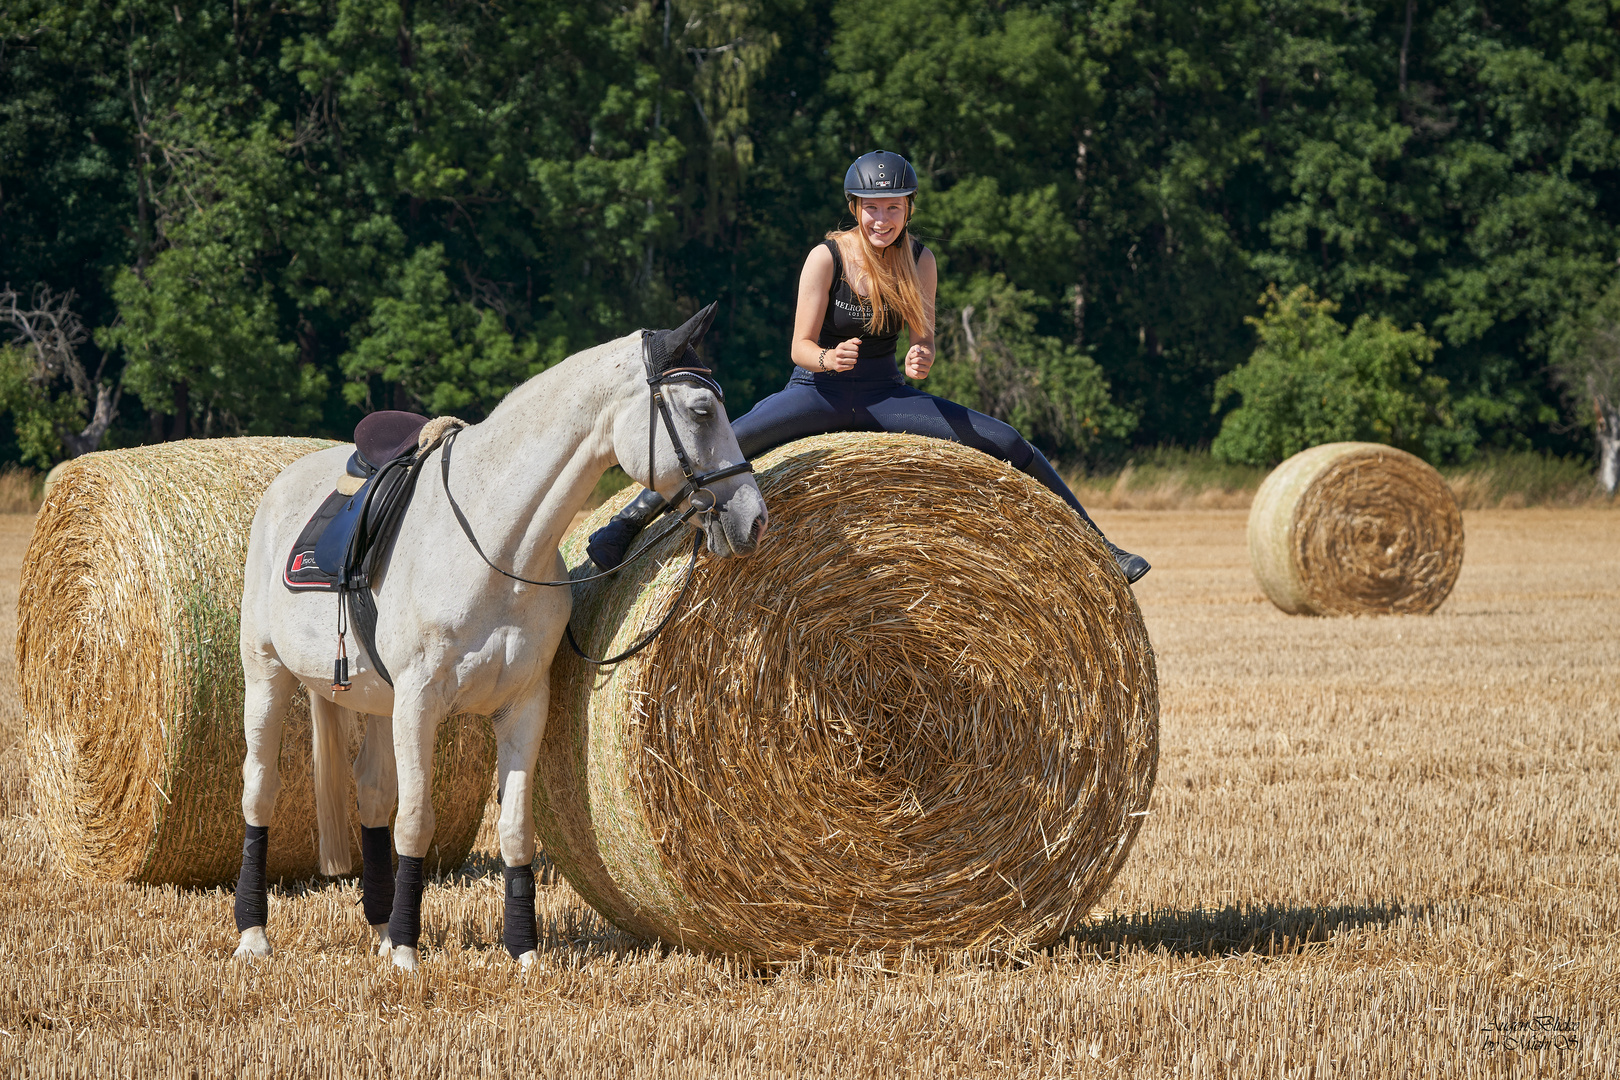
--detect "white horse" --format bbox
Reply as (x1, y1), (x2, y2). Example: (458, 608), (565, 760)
(231, 307), (766, 970)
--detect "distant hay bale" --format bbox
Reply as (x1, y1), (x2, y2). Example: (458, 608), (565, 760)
(1248, 442), (1464, 616)
(540, 432), (1159, 960)
(18, 438), (495, 887)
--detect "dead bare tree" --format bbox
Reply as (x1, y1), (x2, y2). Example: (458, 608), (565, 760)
(0, 286), (121, 458)
(1553, 285), (1620, 497)
(1589, 371), (1619, 496)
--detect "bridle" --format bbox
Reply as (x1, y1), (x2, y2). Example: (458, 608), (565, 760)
(440, 330), (754, 664)
(637, 331), (755, 524)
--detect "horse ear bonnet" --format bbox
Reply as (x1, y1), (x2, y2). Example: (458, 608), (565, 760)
(646, 302), (719, 376)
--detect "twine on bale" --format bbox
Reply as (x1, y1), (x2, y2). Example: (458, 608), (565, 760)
(539, 432), (1159, 960)
(18, 438), (495, 887)
(1248, 442), (1464, 616)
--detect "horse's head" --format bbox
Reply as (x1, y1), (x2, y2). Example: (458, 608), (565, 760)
(612, 304), (768, 559)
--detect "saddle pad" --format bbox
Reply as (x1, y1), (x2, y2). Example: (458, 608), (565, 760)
(284, 490), (348, 591)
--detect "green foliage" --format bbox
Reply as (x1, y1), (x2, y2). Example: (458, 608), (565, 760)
(98, 108), (320, 435)
(1211, 287), (1465, 466)
(3, 0), (1620, 463)
(930, 275), (1134, 460)
(0, 345), (86, 469)
(1550, 274), (1620, 417)
(340, 246), (550, 416)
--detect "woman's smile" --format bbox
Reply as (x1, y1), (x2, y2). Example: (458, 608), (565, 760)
(858, 198), (908, 248)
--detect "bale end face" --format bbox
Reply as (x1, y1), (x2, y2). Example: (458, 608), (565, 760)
(1248, 442), (1464, 616)
(539, 432), (1160, 961)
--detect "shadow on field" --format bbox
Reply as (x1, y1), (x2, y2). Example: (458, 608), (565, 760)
(1065, 900), (1420, 960)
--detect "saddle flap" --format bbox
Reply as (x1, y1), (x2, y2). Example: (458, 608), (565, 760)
(312, 486), (369, 576)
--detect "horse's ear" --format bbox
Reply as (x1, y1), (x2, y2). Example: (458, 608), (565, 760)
(668, 302), (719, 356)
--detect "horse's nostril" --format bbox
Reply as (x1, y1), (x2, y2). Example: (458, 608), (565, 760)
(751, 517), (767, 544)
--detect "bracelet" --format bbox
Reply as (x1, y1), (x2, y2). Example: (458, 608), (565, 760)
(817, 348), (829, 371)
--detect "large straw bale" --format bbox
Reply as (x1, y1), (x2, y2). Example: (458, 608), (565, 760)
(540, 432), (1159, 960)
(18, 438), (495, 886)
(1248, 441), (1464, 616)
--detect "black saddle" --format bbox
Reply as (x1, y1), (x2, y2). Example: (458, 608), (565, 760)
(347, 410), (430, 479)
(283, 411), (442, 686)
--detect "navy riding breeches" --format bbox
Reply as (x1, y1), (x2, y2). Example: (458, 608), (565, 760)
(733, 368), (1034, 469)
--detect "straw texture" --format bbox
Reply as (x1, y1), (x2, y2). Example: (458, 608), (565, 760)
(1248, 442), (1464, 616)
(540, 432), (1160, 960)
(18, 438), (495, 886)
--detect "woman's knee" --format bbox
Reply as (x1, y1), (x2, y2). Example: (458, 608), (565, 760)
(995, 427), (1036, 469)
(956, 408), (1033, 468)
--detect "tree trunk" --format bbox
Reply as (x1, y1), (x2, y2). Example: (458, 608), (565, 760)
(170, 382), (189, 441)
(1593, 377), (1619, 496)
(1400, 0), (1416, 94)
(62, 384), (121, 458)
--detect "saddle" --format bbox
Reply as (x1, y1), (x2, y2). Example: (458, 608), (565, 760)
(283, 411), (463, 687)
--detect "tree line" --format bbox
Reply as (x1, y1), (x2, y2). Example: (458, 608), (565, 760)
(2, 0), (1617, 483)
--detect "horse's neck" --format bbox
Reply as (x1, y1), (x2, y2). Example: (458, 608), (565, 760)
(443, 346), (633, 577)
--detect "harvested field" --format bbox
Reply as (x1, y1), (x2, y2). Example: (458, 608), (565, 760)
(0, 506), (1615, 1076)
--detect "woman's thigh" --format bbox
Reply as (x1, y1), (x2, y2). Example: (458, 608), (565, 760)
(860, 386), (1033, 467)
(730, 380), (856, 458)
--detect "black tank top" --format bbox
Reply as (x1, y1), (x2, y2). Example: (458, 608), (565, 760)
(815, 236), (925, 369)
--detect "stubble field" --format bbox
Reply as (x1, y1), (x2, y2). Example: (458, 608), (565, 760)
(0, 507), (1615, 1077)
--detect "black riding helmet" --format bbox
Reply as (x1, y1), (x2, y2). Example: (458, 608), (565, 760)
(843, 150), (918, 198)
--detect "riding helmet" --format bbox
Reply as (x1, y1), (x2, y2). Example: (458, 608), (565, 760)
(843, 151), (918, 198)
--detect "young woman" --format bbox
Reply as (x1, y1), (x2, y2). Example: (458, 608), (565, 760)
(588, 150), (1149, 583)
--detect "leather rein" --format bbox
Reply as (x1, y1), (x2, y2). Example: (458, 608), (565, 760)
(439, 331), (753, 665)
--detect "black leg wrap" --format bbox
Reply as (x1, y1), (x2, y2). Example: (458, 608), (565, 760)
(387, 854), (426, 950)
(233, 824), (270, 932)
(360, 826), (395, 927)
(502, 863), (539, 960)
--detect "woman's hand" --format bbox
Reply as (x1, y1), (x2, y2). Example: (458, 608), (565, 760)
(819, 337), (861, 373)
(904, 343), (934, 380)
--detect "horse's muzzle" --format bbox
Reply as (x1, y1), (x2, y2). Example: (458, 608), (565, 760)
(704, 485), (768, 558)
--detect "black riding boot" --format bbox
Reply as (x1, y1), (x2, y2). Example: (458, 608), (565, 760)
(587, 488), (668, 571)
(1020, 447), (1151, 584)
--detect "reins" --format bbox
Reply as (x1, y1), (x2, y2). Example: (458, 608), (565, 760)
(439, 330), (753, 665)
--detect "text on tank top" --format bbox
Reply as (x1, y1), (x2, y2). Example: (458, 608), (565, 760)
(816, 235), (926, 361)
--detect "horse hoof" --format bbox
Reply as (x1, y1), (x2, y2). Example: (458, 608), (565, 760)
(234, 927), (272, 960)
(516, 950), (538, 969)
(371, 923), (392, 957)
(391, 945), (420, 971)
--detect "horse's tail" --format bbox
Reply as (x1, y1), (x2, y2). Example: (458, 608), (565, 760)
(310, 691), (353, 875)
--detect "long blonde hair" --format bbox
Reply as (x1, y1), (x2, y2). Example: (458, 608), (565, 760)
(827, 195), (929, 337)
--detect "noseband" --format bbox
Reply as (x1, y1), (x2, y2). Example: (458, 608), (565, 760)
(438, 330), (754, 664)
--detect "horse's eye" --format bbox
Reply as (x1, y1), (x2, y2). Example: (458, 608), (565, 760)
(692, 407), (712, 420)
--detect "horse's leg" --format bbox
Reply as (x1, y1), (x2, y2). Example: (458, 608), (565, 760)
(233, 660), (297, 960)
(353, 712), (398, 956)
(386, 690), (443, 971)
(494, 690), (549, 967)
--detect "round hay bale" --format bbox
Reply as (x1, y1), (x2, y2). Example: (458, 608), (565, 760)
(1247, 441), (1464, 616)
(540, 432), (1159, 959)
(18, 438), (496, 887)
